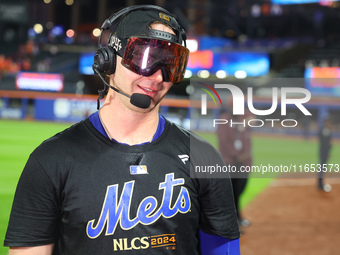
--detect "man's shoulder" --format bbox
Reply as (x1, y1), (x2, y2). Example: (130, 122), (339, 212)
(164, 118), (203, 140)
(164, 118), (190, 137)
(164, 118), (218, 152)
(34, 119), (91, 154)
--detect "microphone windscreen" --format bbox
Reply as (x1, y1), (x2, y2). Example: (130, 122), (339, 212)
(130, 93), (151, 109)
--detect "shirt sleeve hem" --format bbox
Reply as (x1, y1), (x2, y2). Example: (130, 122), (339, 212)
(4, 239), (55, 248)
(201, 229), (241, 240)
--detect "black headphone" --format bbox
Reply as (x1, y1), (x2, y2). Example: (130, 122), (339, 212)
(93, 5), (186, 76)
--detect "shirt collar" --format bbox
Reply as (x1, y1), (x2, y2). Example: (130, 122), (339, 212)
(89, 111), (165, 145)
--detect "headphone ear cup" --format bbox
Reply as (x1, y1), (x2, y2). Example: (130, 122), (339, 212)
(93, 47), (116, 75)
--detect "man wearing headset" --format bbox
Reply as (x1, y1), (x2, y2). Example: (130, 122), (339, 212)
(5, 5), (240, 255)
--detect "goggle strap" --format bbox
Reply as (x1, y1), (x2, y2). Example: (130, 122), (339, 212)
(147, 29), (178, 44)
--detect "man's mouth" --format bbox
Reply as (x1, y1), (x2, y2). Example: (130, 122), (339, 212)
(138, 85), (158, 96)
(142, 87), (155, 92)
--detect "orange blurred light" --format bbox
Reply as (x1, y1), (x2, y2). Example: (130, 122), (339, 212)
(187, 50), (214, 69)
(66, 29), (75, 38)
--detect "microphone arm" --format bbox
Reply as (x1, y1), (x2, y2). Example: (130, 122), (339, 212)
(93, 66), (130, 95)
(93, 66), (151, 110)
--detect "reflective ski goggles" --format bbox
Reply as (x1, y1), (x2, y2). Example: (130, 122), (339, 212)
(121, 37), (189, 84)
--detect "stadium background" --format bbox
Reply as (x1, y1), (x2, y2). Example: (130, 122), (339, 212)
(0, 0), (339, 254)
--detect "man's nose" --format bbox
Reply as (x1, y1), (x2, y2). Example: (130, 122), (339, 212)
(147, 68), (164, 83)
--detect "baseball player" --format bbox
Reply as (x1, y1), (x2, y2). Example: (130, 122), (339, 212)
(217, 102), (252, 228)
(318, 118), (333, 192)
(4, 5), (240, 255)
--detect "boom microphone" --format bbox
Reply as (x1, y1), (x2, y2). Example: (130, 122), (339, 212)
(93, 66), (151, 109)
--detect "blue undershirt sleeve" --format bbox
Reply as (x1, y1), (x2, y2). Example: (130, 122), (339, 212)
(200, 230), (240, 255)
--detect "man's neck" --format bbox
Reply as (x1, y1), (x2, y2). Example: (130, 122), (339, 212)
(99, 93), (160, 146)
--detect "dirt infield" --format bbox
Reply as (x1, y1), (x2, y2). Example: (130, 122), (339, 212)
(240, 178), (340, 255)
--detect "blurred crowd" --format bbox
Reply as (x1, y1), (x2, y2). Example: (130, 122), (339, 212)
(0, 40), (37, 80)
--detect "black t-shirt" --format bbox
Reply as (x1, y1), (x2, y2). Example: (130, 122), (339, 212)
(4, 118), (240, 254)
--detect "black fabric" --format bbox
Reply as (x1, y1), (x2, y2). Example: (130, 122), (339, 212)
(4, 118), (239, 254)
(231, 176), (248, 220)
(114, 9), (183, 43)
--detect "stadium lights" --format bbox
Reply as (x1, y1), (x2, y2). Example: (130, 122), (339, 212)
(186, 39), (198, 52)
(28, 28), (36, 38)
(216, 70), (228, 79)
(185, 85), (195, 95)
(46, 21), (54, 30)
(184, 70), (193, 79)
(198, 70), (210, 78)
(92, 28), (101, 37)
(50, 25), (64, 37)
(65, 0), (74, 6)
(235, 70), (247, 79)
(33, 24), (43, 34)
(66, 29), (75, 38)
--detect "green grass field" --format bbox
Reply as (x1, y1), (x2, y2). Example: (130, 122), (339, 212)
(0, 120), (72, 255)
(0, 119), (339, 255)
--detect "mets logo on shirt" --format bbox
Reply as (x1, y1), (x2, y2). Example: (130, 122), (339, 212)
(86, 173), (191, 252)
